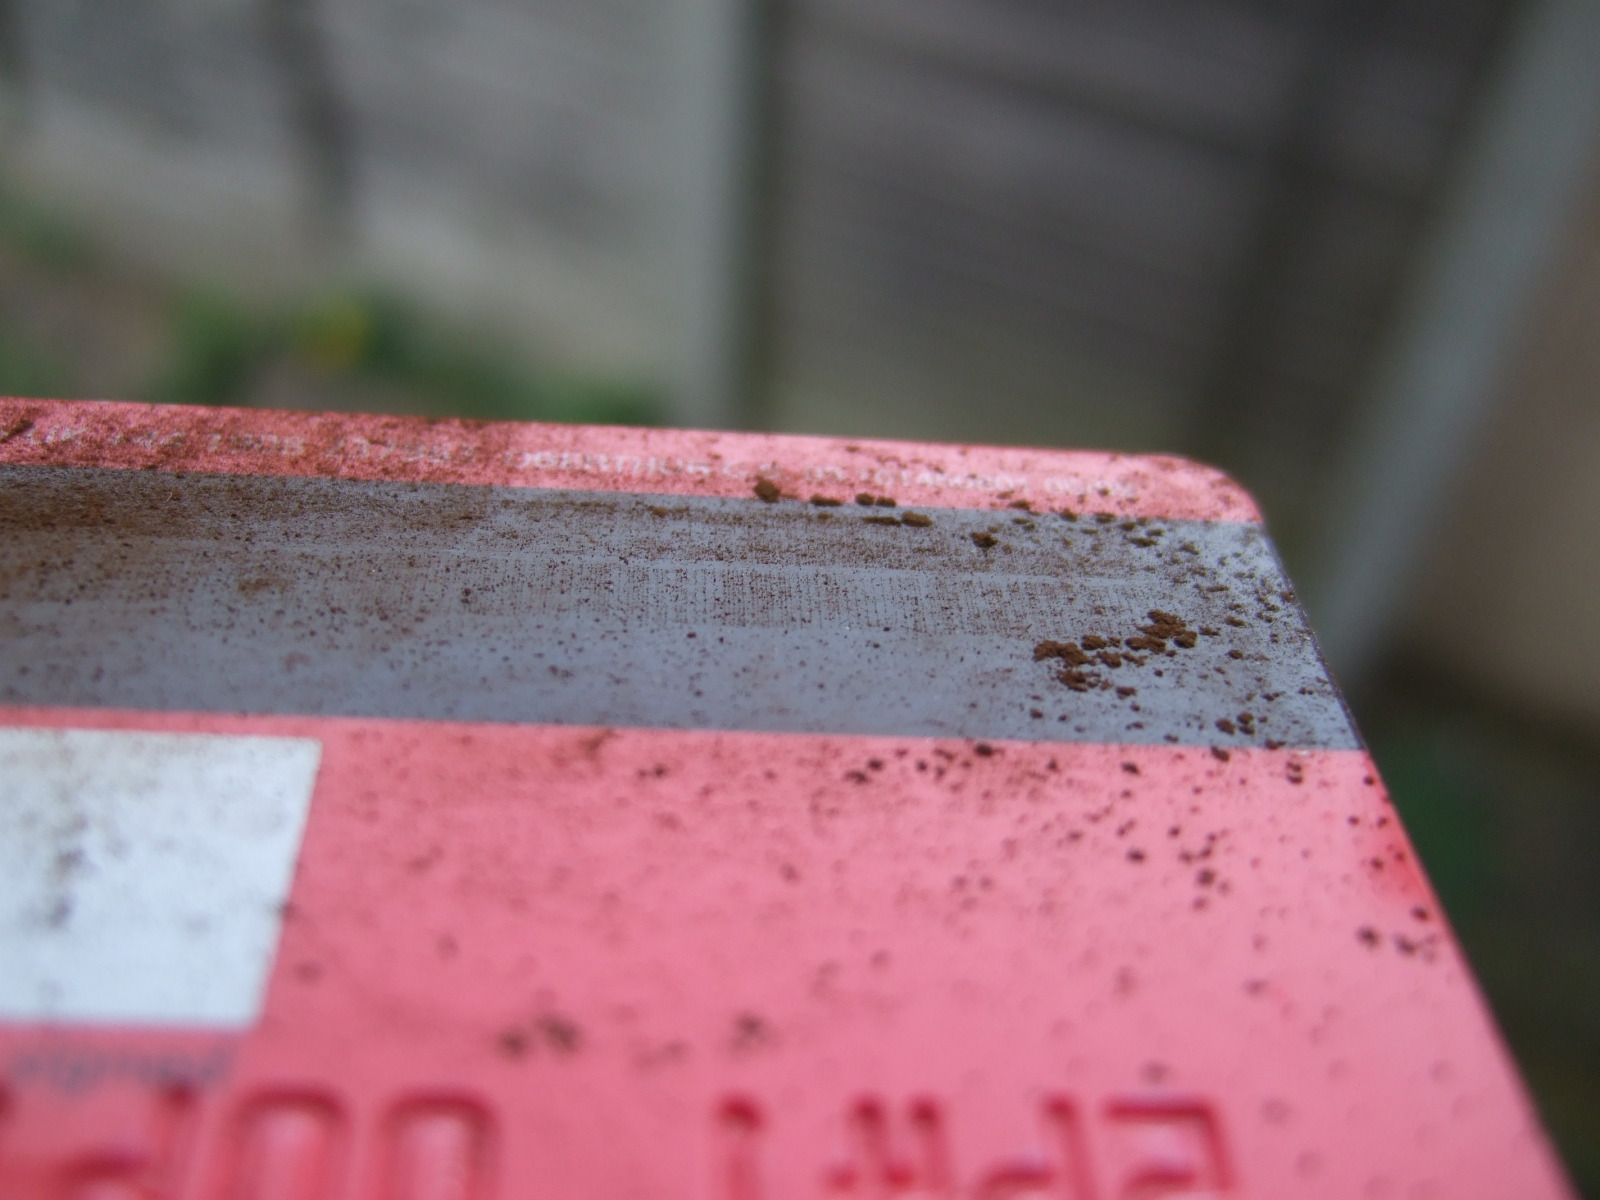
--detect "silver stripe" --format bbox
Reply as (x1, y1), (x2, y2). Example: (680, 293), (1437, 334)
(0, 467), (1355, 748)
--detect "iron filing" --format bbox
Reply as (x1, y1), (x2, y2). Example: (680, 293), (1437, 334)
(0, 398), (1575, 1198)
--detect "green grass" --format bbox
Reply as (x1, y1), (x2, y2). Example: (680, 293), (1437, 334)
(142, 285), (665, 424)
(0, 183), (663, 424)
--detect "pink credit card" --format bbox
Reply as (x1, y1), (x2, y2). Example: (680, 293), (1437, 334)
(0, 398), (1573, 1198)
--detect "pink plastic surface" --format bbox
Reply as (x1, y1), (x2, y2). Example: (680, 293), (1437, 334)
(0, 398), (1257, 522)
(0, 400), (1574, 1198)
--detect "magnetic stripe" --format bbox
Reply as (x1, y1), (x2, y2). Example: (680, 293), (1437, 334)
(0, 466), (1354, 748)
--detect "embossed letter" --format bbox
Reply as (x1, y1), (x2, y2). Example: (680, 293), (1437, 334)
(1100, 1099), (1230, 1199)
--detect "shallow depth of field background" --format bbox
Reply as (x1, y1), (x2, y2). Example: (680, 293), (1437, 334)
(0, 0), (1597, 1186)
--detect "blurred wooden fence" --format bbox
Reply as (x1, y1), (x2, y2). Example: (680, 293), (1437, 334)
(0, 0), (1512, 450)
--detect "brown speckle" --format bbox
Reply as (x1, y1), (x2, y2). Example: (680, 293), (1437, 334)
(1034, 640), (1089, 666)
(538, 1013), (583, 1054)
(753, 477), (781, 503)
(732, 1011), (773, 1052)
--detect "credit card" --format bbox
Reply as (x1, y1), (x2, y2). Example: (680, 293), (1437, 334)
(0, 399), (1572, 1198)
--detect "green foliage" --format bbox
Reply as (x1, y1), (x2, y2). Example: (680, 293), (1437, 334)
(0, 190), (96, 272)
(147, 290), (271, 408)
(288, 288), (663, 424)
(1368, 727), (1500, 922)
(134, 283), (664, 422)
(0, 327), (70, 398)
(0, 178), (663, 423)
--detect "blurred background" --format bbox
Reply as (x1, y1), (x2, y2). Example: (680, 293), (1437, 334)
(0, 0), (1596, 1185)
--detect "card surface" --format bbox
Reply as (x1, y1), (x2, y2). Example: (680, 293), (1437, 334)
(0, 399), (1573, 1198)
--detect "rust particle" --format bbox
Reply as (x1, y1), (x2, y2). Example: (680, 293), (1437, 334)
(1034, 640), (1090, 666)
(732, 1011), (773, 1052)
(538, 1013), (583, 1054)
